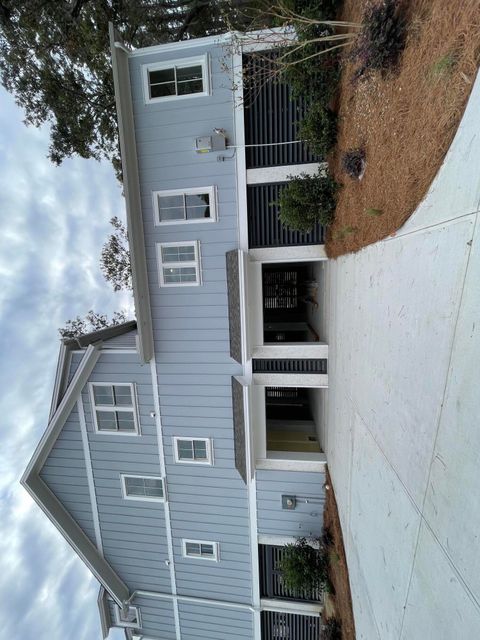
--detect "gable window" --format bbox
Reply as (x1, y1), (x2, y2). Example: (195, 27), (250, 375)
(114, 604), (142, 629)
(153, 186), (216, 225)
(182, 539), (219, 561)
(89, 383), (139, 435)
(156, 241), (201, 287)
(173, 437), (213, 465)
(121, 474), (165, 502)
(143, 55), (209, 104)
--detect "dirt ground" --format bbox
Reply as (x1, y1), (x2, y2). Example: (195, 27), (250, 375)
(327, 0), (480, 257)
(323, 470), (356, 639)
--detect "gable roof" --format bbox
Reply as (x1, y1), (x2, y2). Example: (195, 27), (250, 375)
(21, 326), (140, 606)
(109, 23), (154, 364)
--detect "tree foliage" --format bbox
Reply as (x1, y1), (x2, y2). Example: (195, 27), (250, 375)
(0, 1), (253, 173)
(58, 309), (129, 339)
(100, 216), (132, 292)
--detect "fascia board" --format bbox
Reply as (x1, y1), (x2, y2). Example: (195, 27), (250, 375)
(109, 23), (154, 364)
(21, 342), (130, 606)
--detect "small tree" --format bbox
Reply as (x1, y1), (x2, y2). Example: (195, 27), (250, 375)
(59, 309), (128, 339)
(278, 171), (338, 232)
(100, 217), (132, 292)
(298, 101), (337, 158)
(278, 536), (328, 593)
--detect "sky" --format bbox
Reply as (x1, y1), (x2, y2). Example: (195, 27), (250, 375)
(0, 86), (131, 640)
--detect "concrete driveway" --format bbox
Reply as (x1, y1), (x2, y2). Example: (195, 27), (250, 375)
(323, 73), (480, 639)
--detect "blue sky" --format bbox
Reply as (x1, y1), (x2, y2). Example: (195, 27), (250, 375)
(0, 86), (131, 639)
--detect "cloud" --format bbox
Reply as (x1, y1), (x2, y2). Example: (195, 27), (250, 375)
(0, 86), (132, 639)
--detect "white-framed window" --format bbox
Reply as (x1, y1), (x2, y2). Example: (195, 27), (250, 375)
(153, 186), (216, 226)
(173, 437), (213, 465)
(182, 539), (219, 561)
(89, 383), (139, 435)
(156, 241), (201, 287)
(114, 604), (142, 629)
(142, 55), (210, 104)
(120, 474), (165, 502)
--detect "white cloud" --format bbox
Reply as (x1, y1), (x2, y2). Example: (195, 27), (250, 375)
(0, 86), (132, 640)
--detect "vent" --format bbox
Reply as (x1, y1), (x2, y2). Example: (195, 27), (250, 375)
(253, 359), (328, 374)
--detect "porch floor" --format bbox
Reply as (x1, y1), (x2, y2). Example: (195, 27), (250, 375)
(321, 73), (480, 638)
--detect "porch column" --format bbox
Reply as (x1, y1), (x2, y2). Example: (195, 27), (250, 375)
(252, 343), (328, 359)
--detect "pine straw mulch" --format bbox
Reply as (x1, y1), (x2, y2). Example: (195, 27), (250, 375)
(326, 0), (480, 258)
(323, 470), (356, 639)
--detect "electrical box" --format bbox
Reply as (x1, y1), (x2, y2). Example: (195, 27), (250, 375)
(195, 133), (226, 154)
(282, 495), (296, 510)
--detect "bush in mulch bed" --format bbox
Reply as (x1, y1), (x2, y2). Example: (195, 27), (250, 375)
(299, 102), (338, 158)
(352, 0), (407, 79)
(341, 148), (366, 179)
(278, 171), (339, 232)
(277, 536), (329, 593)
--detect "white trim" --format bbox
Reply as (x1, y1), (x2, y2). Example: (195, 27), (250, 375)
(253, 373), (329, 387)
(252, 343), (328, 359)
(132, 589), (254, 611)
(260, 598), (322, 616)
(153, 186), (217, 226)
(114, 604), (142, 629)
(256, 455), (327, 473)
(249, 246), (328, 262)
(233, 52), (249, 252)
(246, 163), (323, 185)
(120, 474), (165, 503)
(89, 382), (140, 435)
(182, 539), (219, 561)
(173, 437), (213, 465)
(150, 358), (181, 640)
(257, 534), (297, 546)
(78, 397), (103, 554)
(72, 348), (139, 355)
(156, 240), (202, 287)
(142, 54), (210, 104)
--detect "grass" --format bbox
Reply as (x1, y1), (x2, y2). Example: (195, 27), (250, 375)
(326, 0), (480, 257)
(323, 470), (355, 639)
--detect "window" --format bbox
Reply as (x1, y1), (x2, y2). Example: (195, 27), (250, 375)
(89, 383), (139, 435)
(153, 187), (216, 225)
(121, 474), (165, 502)
(156, 241), (201, 287)
(114, 605), (142, 629)
(143, 55), (209, 104)
(173, 437), (213, 465)
(182, 539), (219, 561)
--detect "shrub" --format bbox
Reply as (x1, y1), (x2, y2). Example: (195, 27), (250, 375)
(341, 148), (366, 178)
(352, 0), (406, 79)
(280, 0), (343, 102)
(323, 618), (342, 640)
(299, 102), (337, 158)
(278, 171), (338, 232)
(278, 537), (329, 593)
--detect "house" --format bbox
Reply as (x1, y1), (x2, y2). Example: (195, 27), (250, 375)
(22, 25), (329, 640)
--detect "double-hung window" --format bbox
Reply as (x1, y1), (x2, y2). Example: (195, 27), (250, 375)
(89, 383), (139, 434)
(153, 186), (216, 225)
(121, 474), (165, 502)
(182, 539), (219, 561)
(156, 241), (201, 287)
(143, 55), (209, 103)
(173, 437), (213, 465)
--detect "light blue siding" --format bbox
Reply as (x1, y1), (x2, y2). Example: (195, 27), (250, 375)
(82, 351), (171, 593)
(178, 602), (254, 640)
(133, 595), (176, 639)
(129, 42), (252, 607)
(40, 405), (97, 547)
(256, 470), (326, 538)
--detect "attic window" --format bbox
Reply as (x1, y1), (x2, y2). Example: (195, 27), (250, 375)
(153, 187), (216, 225)
(89, 383), (139, 435)
(114, 604), (142, 629)
(182, 539), (219, 561)
(121, 474), (165, 502)
(143, 55), (209, 104)
(173, 437), (213, 465)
